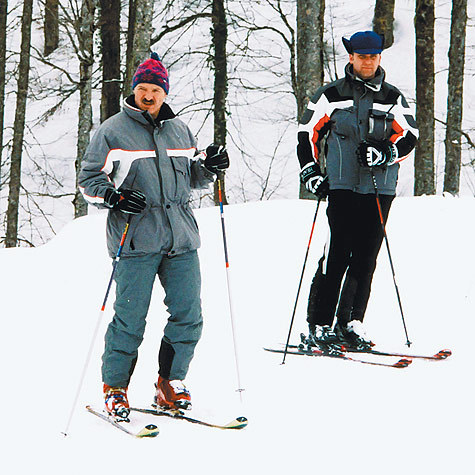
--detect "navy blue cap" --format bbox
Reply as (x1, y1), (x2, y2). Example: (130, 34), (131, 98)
(342, 31), (384, 54)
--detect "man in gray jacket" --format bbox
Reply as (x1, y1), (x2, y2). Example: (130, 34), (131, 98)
(297, 31), (418, 350)
(79, 53), (229, 420)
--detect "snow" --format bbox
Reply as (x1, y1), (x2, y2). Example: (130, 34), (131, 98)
(2, 197), (474, 474)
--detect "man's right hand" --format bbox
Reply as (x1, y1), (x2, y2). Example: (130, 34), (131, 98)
(300, 163), (329, 199)
(104, 188), (147, 214)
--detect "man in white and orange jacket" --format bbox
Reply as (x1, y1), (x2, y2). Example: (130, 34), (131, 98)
(297, 31), (418, 349)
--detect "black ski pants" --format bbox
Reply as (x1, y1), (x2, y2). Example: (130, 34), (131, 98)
(307, 189), (394, 328)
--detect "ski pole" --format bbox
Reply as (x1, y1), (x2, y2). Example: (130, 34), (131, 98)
(282, 197), (322, 364)
(370, 170), (412, 347)
(62, 215), (132, 437)
(217, 173), (244, 402)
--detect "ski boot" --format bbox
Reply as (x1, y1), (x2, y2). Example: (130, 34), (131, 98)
(307, 324), (338, 345)
(103, 384), (130, 421)
(301, 325), (343, 354)
(334, 320), (374, 350)
(153, 376), (192, 411)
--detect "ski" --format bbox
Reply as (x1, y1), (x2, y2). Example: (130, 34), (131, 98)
(264, 347), (412, 368)
(286, 342), (452, 361)
(345, 347), (452, 360)
(86, 405), (159, 438)
(130, 407), (248, 430)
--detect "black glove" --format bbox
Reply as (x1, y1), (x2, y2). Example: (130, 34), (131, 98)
(204, 144), (229, 173)
(300, 163), (329, 199)
(104, 188), (147, 214)
(356, 139), (398, 168)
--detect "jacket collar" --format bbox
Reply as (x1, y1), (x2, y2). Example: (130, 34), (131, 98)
(123, 95), (176, 126)
(344, 63), (385, 92)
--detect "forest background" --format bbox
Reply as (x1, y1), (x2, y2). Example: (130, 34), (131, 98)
(0, 0), (473, 247)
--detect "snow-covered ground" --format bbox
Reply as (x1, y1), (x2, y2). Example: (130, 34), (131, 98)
(2, 198), (474, 474)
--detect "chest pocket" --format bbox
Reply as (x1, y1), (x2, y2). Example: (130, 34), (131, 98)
(170, 156), (191, 201)
(331, 106), (358, 140)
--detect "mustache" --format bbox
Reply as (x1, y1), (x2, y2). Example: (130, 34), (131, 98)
(141, 99), (155, 105)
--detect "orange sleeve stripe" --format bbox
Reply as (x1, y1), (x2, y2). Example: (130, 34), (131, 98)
(390, 119), (405, 143)
(312, 114), (330, 162)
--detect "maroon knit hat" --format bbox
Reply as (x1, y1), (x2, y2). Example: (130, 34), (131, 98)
(132, 52), (169, 94)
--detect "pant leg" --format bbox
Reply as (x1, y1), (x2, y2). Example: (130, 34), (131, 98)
(335, 272), (358, 326)
(102, 253), (162, 387)
(307, 190), (356, 327)
(157, 250), (203, 381)
(340, 193), (394, 322)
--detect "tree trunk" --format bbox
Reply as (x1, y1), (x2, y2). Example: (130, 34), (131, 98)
(124, 0), (154, 97)
(414, 0), (435, 196)
(373, 0), (395, 48)
(297, 0), (325, 200)
(212, 0), (228, 206)
(0, 0), (7, 191)
(5, 0), (33, 247)
(44, 0), (59, 56)
(73, 0), (96, 218)
(443, 0), (467, 195)
(100, 0), (121, 122)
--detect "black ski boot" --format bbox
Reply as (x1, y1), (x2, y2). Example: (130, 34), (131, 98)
(334, 320), (374, 350)
(301, 326), (343, 355)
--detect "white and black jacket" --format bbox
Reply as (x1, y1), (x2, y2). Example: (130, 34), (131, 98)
(297, 64), (418, 195)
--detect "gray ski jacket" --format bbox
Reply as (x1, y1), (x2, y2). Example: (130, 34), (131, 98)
(79, 97), (214, 258)
(297, 64), (418, 195)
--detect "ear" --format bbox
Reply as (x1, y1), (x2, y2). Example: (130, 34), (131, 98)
(342, 37), (352, 54)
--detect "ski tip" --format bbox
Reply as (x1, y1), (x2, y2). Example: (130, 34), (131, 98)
(394, 358), (412, 368)
(136, 424), (160, 438)
(224, 416), (248, 429)
(435, 349), (452, 359)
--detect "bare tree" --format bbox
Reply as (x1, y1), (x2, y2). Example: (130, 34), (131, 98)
(211, 0), (228, 205)
(414, 0), (435, 196)
(5, 0), (33, 247)
(99, 0), (121, 122)
(124, 0), (154, 97)
(443, 0), (468, 195)
(44, 0), (59, 56)
(0, 0), (7, 191)
(373, 0), (395, 48)
(297, 0), (325, 200)
(73, 0), (96, 218)
(297, 0), (324, 119)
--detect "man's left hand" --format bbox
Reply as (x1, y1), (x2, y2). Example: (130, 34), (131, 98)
(357, 139), (398, 167)
(204, 144), (229, 173)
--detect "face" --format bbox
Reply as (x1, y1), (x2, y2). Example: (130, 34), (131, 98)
(349, 53), (381, 80)
(133, 83), (167, 118)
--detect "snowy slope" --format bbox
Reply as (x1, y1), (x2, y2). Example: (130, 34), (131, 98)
(2, 198), (474, 475)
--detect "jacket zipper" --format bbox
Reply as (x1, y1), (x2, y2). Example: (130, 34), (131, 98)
(335, 135), (343, 180)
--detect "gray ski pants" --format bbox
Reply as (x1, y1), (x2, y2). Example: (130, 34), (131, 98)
(102, 250), (203, 387)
